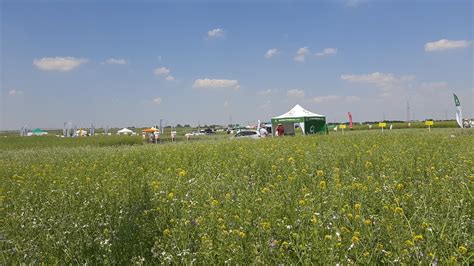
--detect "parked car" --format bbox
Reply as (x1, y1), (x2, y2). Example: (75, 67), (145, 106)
(233, 130), (260, 139)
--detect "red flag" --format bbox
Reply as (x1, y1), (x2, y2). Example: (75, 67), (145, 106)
(348, 112), (353, 129)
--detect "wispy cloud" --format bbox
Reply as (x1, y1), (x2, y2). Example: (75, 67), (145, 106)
(207, 28), (225, 39)
(257, 89), (274, 96)
(193, 78), (240, 90)
(152, 97), (162, 105)
(309, 95), (360, 103)
(265, 48), (280, 59)
(341, 72), (415, 88)
(287, 89), (305, 97)
(154, 67), (170, 76)
(154, 67), (175, 81)
(8, 89), (24, 96)
(425, 39), (472, 52)
(104, 58), (127, 65)
(418, 81), (449, 92)
(33, 57), (88, 71)
(294, 47), (310, 62)
(315, 48), (337, 57)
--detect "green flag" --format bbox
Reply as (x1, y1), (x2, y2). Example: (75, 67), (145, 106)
(453, 94), (463, 128)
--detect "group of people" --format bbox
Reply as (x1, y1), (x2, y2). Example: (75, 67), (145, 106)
(258, 123), (285, 137)
(143, 132), (160, 143)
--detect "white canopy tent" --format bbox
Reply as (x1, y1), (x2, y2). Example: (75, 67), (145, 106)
(117, 128), (134, 135)
(271, 104), (327, 135)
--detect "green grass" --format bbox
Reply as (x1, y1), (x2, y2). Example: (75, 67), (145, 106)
(1, 129), (473, 264)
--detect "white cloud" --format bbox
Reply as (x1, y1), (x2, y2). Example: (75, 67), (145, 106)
(223, 101), (229, 107)
(315, 48), (338, 57)
(294, 47), (310, 62)
(154, 67), (170, 76)
(425, 39), (472, 52)
(207, 28), (225, 39)
(105, 58), (127, 65)
(8, 89), (23, 96)
(257, 89), (273, 96)
(345, 95), (361, 102)
(287, 89), (305, 97)
(309, 95), (360, 103)
(418, 82), (449, 92)
(265, 48), (280, 59)
(33, 57), (88, 71)
(310, 95), (341, 103)
(341, 72), (415, 89)
(152, 97), (162, 105)
(165, 75), (175, 81)
(193, 78), (240, 90)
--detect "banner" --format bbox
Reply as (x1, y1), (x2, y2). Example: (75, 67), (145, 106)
(348, 112), (353, 129)
(453, 94), (463, 128)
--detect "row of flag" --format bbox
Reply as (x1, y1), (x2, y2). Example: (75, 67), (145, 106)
(343, 94), (464, 128)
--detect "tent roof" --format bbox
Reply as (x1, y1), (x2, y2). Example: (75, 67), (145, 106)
(32, 128), (43, 133)
(273, 104), (325, 119)
(118, 128), (133, 133)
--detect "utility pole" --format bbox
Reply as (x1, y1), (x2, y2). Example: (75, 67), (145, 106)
(407, 101), (410, 122)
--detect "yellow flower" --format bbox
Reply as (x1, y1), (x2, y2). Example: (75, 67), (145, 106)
(167, 192), (175, 199)
(458, 245), (468, 254)
(310, 215), (317, 225)
(239, 231), (246, 238)
(405, 240), (414, 247)
(211, 199), (219, 207)
(225, 193), (231, 200)
(351, 235), (360, 243)
(365, 161), (373, 168)
(298, 199), (306, 206)
(178, 169), (187, 177)
(324, 235), (332, 240)
(260, 221), (271, 231)
(261, 187), (270, 193)
(150, 180), (160, 191)
(317, 170), (325, 177)
(413, 234), (423, 241)
(355, 203), (361, 210)
(288, 157), (295, 163)
(163, 228), (171, 237)
(363, 251), (370, 257)
(319, 181), (327, 190)
(394, 207), (404, 215)
(364, 219), (372, 225)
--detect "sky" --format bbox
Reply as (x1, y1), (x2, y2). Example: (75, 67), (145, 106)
(1, 0), (473, 130)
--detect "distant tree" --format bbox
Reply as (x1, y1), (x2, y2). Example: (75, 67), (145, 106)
(176, 124), (183, 128)
(184, 124), (190, 128)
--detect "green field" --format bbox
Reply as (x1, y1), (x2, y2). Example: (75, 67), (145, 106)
(1, 129), (473, 264)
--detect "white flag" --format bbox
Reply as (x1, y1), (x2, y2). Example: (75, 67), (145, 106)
(453, 94), (463, 128)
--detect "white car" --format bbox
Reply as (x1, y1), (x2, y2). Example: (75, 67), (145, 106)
(233, 130), (261, 139)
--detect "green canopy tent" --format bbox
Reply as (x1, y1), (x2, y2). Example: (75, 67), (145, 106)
(271, 104), (327, 135)
(31, 128), (48, 136)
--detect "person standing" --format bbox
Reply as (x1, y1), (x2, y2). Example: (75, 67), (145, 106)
(276, 124), (285, 136)
(259, 125), (269, 138)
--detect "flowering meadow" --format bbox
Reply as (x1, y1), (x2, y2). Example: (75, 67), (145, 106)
(1, 129), (473, 264)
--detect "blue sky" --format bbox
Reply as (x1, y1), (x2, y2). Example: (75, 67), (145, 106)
(1, 0), (472, 129)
